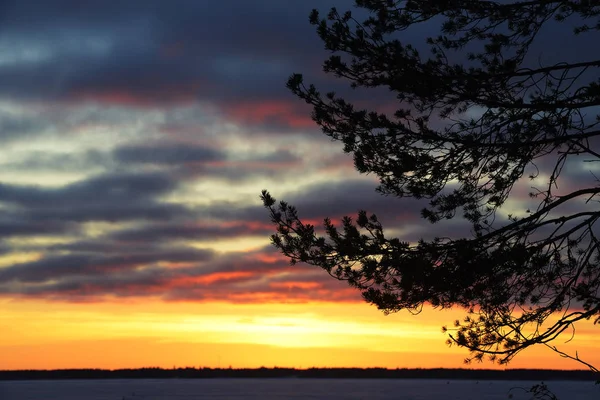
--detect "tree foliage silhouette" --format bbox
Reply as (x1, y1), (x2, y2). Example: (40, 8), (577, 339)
(262, 0), (600, 371)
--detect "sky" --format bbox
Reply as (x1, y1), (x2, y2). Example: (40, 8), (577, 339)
(0, 0), (598, 371)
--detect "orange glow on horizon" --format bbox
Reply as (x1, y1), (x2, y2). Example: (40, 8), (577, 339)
(1, 298), (597, 371)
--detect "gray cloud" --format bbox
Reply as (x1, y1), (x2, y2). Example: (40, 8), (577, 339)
(0, 247), (213, 284)
(0, 216), (78, 238)
(213, 179), (426, 227)
(0, 171), (191, 223)
(110, 222), (272, 244)
(0, 0), (595, 306)
(0, 171), (171, 205)
(114, 142), (226, 165)
(0, 0), (366, 136)
(2, 150), (111, 172)
(0, 242), (358, 303)
(0, 111), (46, 141)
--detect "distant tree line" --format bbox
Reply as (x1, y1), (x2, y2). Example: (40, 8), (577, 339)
(0, 367), (597, 381)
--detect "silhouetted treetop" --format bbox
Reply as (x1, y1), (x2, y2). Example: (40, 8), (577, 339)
(262, 0), (600, 370)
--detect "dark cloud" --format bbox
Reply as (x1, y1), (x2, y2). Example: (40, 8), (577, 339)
(0, 217), (78, 238)
(256, 150), (301, 164)
(161, 149), (304, 182)
(213, 179), (425, 227)
(0, 111), (45, 141)
(0, 1), (324, 97)
(0, 171), (190, 223)
(110, 222), (273, 244)
(0, 0), (594, 307)
(0, 242), (358, 303)
(2, 150), (111, 172)
(0, 247), (213, 283)
(206, 178), (477, 245)
(114, 142), (226, 165)
(48, 240), (160, 255)
(0, 172), (468, 303)
(5, 267), (172, 299)
(0, 173), (477, 303)
(287, 180), (421, 221)
(110, 140), (304, 181)
(0, 171), (173, 206)
(28, 202), (189, 223)
(191, 151), (304, 182)
(0, 0), (361, 133)
(0, 0), (594, 133)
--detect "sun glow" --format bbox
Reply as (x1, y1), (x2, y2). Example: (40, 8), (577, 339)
(1, 298), (597, 370)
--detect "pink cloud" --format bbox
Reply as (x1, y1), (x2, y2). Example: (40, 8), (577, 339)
(226, 100), (316, 129)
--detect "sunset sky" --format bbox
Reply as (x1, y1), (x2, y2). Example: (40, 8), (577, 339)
(0, 0), (598, 371)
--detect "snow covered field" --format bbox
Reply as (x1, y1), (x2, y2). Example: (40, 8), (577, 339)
(0, 378), (598, 400)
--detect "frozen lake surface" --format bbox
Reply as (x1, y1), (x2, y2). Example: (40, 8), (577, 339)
(0, 378), (597, 400)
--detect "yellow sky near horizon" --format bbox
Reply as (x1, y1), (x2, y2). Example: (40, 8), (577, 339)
(1, 299), (598, 371)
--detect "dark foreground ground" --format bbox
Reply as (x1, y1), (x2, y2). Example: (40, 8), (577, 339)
(1, 378), (598, 400)
(0, 367), (597, 381)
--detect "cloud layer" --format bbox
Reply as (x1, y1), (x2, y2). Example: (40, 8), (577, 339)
(0, 0), (590, 304)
